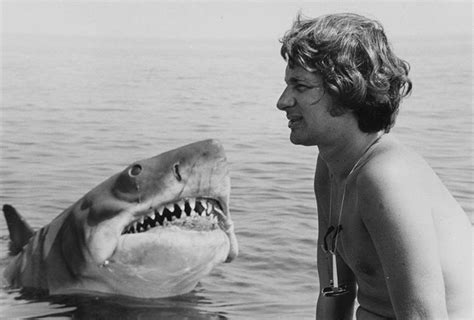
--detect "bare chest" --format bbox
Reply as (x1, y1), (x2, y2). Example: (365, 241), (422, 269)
(317, 180), (385, 283)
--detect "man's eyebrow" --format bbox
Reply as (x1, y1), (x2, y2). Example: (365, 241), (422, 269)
(285, 76), (306, 84)
(285, 76), (322, 86)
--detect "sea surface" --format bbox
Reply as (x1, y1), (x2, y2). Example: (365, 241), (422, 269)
(0, 34), (472, 319)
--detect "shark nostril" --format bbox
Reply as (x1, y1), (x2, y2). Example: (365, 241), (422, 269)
(129, 164), (142, 177)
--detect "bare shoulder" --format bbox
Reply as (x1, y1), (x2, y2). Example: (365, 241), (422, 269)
(355, 135), (470, 256)
(353, 134), (469, 229)
(355, 136), (472, 318)
(356, 135), (467, 217)
(356, 135), (432, 200)
(363, 135), (427, 174)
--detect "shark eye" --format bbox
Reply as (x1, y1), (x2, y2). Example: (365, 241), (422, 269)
(129, 164), (142, 177)
(173, 163), (182, 181)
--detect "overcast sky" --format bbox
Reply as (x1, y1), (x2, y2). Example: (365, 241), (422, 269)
(2, 1), (472, 40)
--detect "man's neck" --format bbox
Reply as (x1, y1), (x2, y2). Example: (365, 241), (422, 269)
(318, 131), (382, 182)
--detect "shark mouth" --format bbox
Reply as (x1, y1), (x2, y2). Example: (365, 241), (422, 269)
(122, 198), (224, 235)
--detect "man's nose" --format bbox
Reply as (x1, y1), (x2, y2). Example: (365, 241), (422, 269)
(276, 87), (296, 110)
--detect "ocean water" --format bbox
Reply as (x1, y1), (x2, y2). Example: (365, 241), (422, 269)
(0, 34), (472, 319)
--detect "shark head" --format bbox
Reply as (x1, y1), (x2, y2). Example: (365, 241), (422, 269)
(38, 139), (238, 298)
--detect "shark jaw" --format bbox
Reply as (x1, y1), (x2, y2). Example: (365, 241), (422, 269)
(121, 197), (223, 234)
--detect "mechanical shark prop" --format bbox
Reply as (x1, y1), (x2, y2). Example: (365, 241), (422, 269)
(2, 139), (238, 298)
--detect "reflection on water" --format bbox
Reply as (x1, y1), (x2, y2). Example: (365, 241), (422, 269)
(2, 287), (229, 319)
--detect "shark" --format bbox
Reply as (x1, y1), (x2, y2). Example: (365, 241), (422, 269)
(2, 139), (238, 299)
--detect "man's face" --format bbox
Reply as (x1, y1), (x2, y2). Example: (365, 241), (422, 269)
(277, 65), (337, 146)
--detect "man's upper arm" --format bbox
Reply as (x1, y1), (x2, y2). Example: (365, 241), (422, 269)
(358, 159), (448, 319)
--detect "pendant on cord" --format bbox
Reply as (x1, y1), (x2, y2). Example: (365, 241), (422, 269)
(321, 225), (349, 297)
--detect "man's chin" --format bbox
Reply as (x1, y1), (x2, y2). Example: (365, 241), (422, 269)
(290, 135), (304, 146)
(290, 133), (315, 146)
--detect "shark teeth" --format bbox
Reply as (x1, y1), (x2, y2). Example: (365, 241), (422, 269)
(122, 198), (222, 235)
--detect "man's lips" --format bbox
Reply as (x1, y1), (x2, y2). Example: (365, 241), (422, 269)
(286, 114), (303, 128)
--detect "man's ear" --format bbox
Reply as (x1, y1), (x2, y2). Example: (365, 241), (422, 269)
(327, 95), (348, 117)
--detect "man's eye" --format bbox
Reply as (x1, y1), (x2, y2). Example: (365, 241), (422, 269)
(295, 84), (309, 92)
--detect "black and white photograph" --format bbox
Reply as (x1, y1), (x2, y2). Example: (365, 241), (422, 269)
(1, 1), (472, 319)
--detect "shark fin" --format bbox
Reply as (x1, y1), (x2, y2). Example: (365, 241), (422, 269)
(3, 204), (35, 255)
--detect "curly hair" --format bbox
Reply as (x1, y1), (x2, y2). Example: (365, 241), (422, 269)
(280, 13), (412, 133)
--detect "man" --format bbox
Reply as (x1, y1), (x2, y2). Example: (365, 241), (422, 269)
(276, 13), (472, 319)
